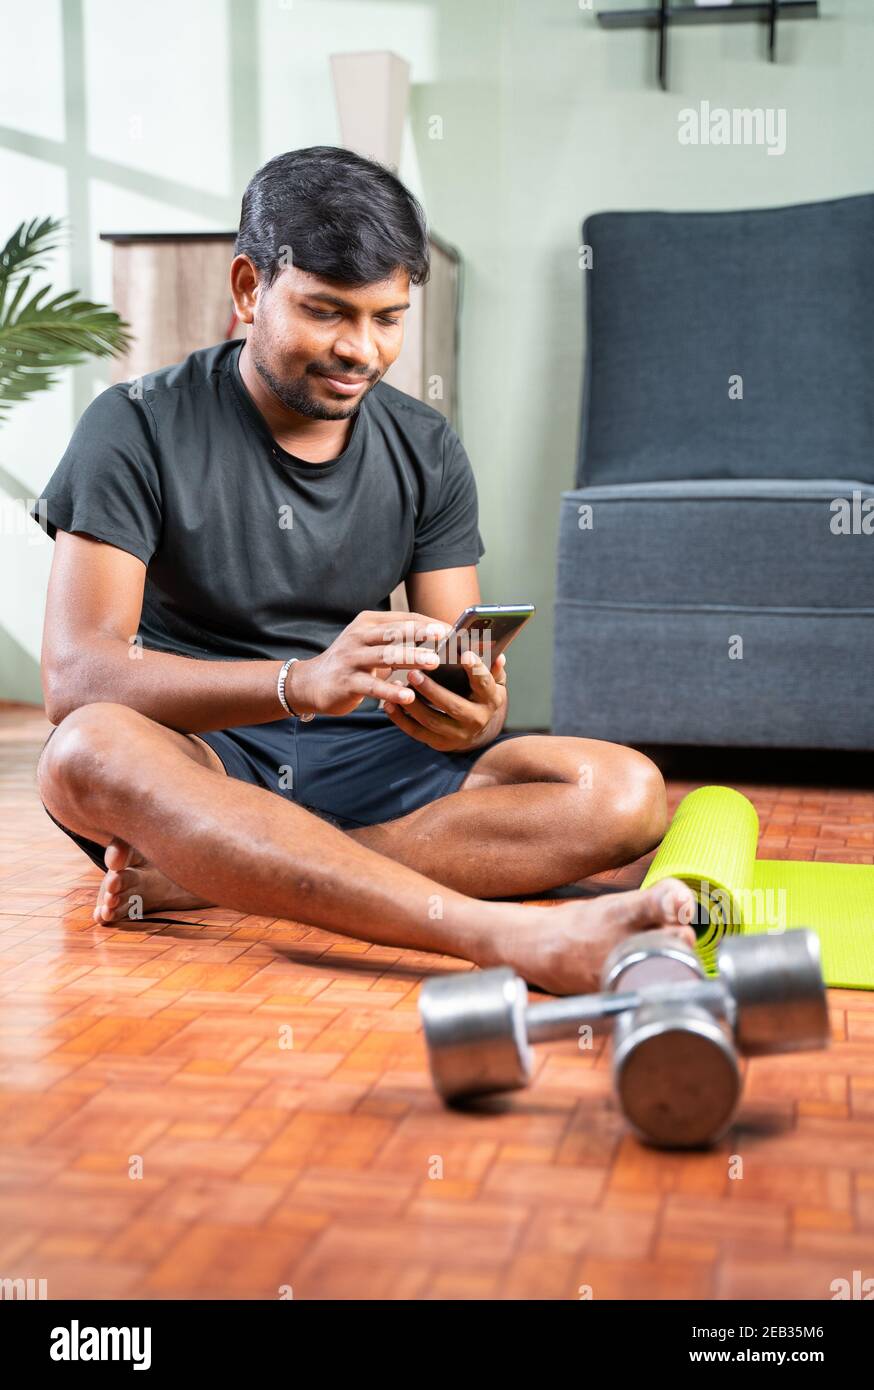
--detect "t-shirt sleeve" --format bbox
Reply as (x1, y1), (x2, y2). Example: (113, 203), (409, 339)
(28, 384), (162, 566)
(407, 426), (486, 573)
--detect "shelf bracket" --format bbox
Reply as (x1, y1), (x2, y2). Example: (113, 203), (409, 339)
(768, 0), (779, 60)
(596, 3), (820, 91)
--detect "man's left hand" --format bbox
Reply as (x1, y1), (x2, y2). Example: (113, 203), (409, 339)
(381, 650), (508, 752)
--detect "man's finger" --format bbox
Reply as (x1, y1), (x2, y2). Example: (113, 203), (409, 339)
(405, 668), (469, 718)
(364, 642), (442, 671)
(398, 681), (462, 731)
(462, 649), (499, 704)
(383, 698), (452, 747)
(369, 614), (452, 645)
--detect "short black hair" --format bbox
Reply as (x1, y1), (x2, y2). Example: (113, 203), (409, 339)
(235, 146), (430, 290)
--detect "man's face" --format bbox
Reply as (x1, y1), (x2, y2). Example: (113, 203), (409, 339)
(239, 261), (411, 421)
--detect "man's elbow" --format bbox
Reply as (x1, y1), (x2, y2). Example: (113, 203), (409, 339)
(43, 686), (72, 727)
(43, 639), (135, 725)
(42, 661), (83, 727)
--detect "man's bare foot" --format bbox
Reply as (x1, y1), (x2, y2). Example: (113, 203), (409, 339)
(92, 837), (214, 924)
(497, 878), (698, 995)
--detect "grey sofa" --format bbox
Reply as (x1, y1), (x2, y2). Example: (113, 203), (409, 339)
(552, 194), (874, 750)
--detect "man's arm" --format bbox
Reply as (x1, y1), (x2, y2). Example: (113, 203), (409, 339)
(43, 532), (311, 732)
(405, 565), (480, 628)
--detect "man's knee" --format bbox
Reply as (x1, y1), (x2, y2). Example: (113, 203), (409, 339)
(610, 749), (667, 855)
(37, 702), (141, 813)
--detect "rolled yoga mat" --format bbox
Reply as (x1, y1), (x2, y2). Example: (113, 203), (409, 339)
(641, 786), (874, 989)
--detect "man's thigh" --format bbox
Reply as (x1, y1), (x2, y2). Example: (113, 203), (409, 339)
(456, 733), (628, 792)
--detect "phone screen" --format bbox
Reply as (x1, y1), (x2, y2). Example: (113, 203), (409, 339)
(418, 604), (535, 701)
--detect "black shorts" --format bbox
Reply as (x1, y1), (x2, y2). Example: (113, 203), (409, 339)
(44, 708), (527, 872)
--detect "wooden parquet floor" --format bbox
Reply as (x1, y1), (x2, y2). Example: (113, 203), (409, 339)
(1, 702), (873, 1301)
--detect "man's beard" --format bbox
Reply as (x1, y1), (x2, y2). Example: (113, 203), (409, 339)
(253, 352), (380, 421)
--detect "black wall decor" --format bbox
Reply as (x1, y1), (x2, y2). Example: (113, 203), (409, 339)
(596, 2), (820, 91)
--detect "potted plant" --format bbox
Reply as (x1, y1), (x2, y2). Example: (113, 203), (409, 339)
(0, 215), (130, 420)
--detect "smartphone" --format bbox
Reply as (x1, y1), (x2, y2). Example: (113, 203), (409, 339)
(414, 603), (535, 705)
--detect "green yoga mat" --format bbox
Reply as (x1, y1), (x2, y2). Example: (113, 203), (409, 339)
(641, 786), (874, 989)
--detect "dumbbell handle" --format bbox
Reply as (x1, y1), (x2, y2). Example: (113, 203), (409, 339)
(525, 977), (730, 1043)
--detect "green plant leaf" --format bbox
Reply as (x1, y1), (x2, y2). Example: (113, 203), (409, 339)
(0, 216), (65, 283)
(0, 218), (132, 419)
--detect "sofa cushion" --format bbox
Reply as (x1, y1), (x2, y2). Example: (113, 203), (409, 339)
(578, 195), (874, 488)
(551, 603), (874, 749)
(557, 479), (874, 611)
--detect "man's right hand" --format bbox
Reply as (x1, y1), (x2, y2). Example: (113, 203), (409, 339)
(287, 610), (453, 718)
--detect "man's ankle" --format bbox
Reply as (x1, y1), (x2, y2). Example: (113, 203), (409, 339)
(462, 900), (539, 973)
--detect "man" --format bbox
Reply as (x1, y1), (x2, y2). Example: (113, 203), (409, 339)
(33, 146), (694, 996)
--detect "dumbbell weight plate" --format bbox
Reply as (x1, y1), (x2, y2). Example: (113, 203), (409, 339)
(613, 1002), (742, 1149)
(601, 927), (705, 993)
(717, 929), (829, 1056)
(419, 966), (532, 1102)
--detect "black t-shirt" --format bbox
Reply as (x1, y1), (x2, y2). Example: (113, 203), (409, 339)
(31, 340), (485, 714)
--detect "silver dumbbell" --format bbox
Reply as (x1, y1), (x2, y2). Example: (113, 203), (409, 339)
(419, 928), (829, 1148)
